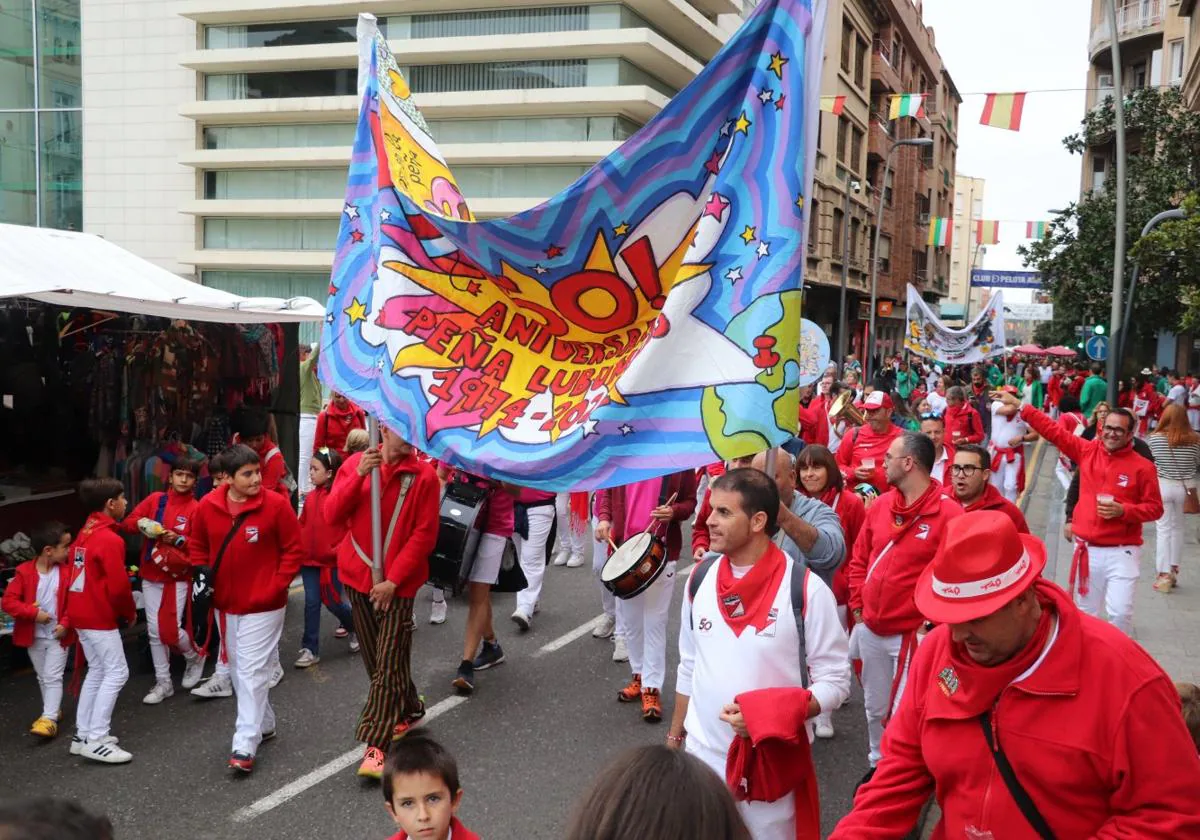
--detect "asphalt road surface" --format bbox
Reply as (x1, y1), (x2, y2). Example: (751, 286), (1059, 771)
(1, 536), (872, 839)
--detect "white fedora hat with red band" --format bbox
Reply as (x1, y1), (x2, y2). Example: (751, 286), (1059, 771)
(915, 510), (1047, 624)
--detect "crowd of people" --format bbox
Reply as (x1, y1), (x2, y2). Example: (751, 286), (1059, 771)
(4, 349), (1200, 839)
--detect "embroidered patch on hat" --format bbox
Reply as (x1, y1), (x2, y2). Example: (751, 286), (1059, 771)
(245, 526), (259, 544)
(937, 666), (959, 697)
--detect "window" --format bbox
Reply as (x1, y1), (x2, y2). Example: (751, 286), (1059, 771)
(1130, 62), (1148, 90)
(389, 5), (651, 38)
(452, 164), (590, 197)
(972, 198), (983, 219)
(40, 110), (81, 230)
(429, 115), (641, 143)
(841, 20), (853, 73)
(204, 123), (355, 149)
(878, 235), (891, 273)
(205, 69), (355, 100)
(203, 218), (340, 250)
(850, 218), (861, 261)
(1150, 49), (1162, 86)
(884, 170), (894, 207)
(807, 199), (819, 251)
(850, 126), (863, 174)
(836, 118), (848, 163)
(854, 36), (867, 88)
(1091, 156), (1107, 192)
(0, 114), (37, 226)
(205, 19), (356, 48)
(204, 169), (348, 200)
(1170, 40), (1185, 85)
(832, 208), (845, 259)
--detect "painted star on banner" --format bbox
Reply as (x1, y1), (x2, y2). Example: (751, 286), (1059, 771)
(795, 193), (805, 210)
(774, 94), (786, 111)
(756, 240), (771, 259)
(734, 111), (752, 134)
(343, 203), (359, 220)
(380, 209), (392, 222)
(534, 264), (548, 275)
(466, 280), (482, 295)
(582, 418), (599, 437)
(344, 298), (368, 325)
(702, 193), (729, 221)
(545, 244), (564, 259)
(325, 314), (335, 325)
(720, 119), (734, 137)
(704, 150), (722, 175)
(350, 230), (365, 243)
(725, 266), (743, 284)
(758, 88), (774, 104)
(768, 51), (789, 79)
(618, 423), (635, 436)
(740, 225), (757, 245)
(613, 222), (630, 236)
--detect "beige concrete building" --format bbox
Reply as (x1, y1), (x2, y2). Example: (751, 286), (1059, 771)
(81, 0), (744, 307)
(945, 173), (987, 324)
(1182, 0), (1200, 109)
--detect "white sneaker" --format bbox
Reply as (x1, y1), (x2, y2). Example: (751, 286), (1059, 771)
(191, 674), (233, 699)
(592, 614), (616, 639)
(511, 609), (531, 631)
(552, 548), (570, 566)
(82, 739), (132, 764)
(294, 649), (319, 669)
(269, 662), (284, 688)
(612, 637), (629, 663)
(348, 632), (361, 653)
(814, 718), (835, 739)
(566, 553), (585, 568)
(142, 682), (174, 705)
(430, 599), (448, 625)
(181, 655), (207, 690)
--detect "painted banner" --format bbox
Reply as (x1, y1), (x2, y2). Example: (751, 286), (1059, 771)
(904, 284), (1006, 365)
(1003, 303), (1054, 322)
(319, 0), (826, 490)
(970, 269), (1042, 289)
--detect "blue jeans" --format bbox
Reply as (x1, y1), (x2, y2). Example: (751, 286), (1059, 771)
(300, 566), (354, 655)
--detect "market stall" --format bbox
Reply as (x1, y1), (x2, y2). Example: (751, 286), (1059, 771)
(0, 223), (325, 640)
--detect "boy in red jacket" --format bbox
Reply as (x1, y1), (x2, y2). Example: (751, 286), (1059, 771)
(314, 392), (367, 460)
(188, 444), (303, 774)
(234, 407), (292, 500)
(65, 479), (136, 764)
(383, 735), (479, 840)
(1, 521), (73, 738)
(121, 457), (206, 704)
(942, 386), (985, 446)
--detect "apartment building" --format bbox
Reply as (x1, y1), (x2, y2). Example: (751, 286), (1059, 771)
(80, 0), (744, 307)
(1181, 0), (1200, 108)
(1081, 0), (1189, 193)
(804, 0), (960, 361)
(944, 173), (988, 325)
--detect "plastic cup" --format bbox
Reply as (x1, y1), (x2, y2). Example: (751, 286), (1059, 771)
(862, 458), (876, 470)
(1097, 493), (1115, 506)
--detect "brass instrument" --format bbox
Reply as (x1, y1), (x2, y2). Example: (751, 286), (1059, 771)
(827, 391), (865, 427)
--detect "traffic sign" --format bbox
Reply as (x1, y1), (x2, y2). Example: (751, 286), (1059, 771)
(1085, 334), (1109, 361)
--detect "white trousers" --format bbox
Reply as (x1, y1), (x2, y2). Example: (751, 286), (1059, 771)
(814, 605), (849, 731)
(298, 413), (317, 494)
(1156, 479), (1192, 575)
(591, 517), (616, 620)
(143, 580), (197, 685)
(852, 624), (904, 766)
(554, 493), (587, 556)
(989, 454), (1021, 503)
(29, 637), (68, 720)
(622, 561), (676, 690)
(76, 629), (129, 741)
(514, 505), (555, 615)
(1076, 544), (1139, 635)
(221, 607), (286, 755)
(1189, 408), (1200, 432)
(212, 634), (280, 681)
(1055, 461), (1073, 492)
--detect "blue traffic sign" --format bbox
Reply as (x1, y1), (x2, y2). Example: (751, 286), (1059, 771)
(1086, 334), (1109, 361)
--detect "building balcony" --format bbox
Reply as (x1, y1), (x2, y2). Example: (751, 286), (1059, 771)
(1088, 0), (1165, 62)
(870, 38), (903, 94)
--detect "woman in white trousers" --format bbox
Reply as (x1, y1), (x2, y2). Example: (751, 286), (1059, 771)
(1146, 405), (1200, 593)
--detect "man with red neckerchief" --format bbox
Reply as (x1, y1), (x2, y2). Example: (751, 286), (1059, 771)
(835, 391), (903, 495)
(831, 511), (1200, 839)
(314, 392), (367, 460)
(949, 444), (1029, 534)
(847, 432), (961, 774)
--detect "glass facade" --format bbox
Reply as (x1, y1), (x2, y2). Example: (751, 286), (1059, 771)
(203, 218), (340, 250)
(453, 164), (590, 197)
(203, 123), (355, 149)
(0, 0), (81, 228)
(205, 19), (356, 49)
(204, 168), (348, 200)
(205, 58), (676, 100)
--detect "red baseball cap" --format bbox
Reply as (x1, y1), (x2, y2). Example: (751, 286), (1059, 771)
(915, 511), (1046, 624)
(855, 391), (894, 411)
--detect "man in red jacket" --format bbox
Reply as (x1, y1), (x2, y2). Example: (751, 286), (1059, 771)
(832, 511), (1200, 839)
(188, 444), (304, 774)
(949, 444), (1029, 533)
(835, 391), (903, 494)
(847, 432), (961, 772)
(64, 478), (137, 764)
(943, 386), (985, 447)
(996, 390), (1162, 635)
(314, 392), (367, 460)
(324, 425), (440, 780)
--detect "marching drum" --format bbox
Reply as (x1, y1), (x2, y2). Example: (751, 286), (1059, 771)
(600, 532), (667, 600)
(427, 481), (489, 594)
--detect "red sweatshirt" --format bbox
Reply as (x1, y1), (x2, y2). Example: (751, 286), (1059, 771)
(1021, 405), (1162, 546)
(848, 487), (962, 636)
(797, 395), (830, 447)
(234, 435), (289, 499)
(120, 490), (199, 584)
(943, 404), (984, 445)
(187, 485), (303, 615)
(387, 818), (480, 840)
(835, 423), (903, 493)
(314, 401), (367, 459)
(958, 484), (1029, 534)
(298, 483), (345, 567)
(692, 488), (714, 556)
(63, 514), (137, 631)
(1, 560), (74, 648)
(324, 450), (440, 597)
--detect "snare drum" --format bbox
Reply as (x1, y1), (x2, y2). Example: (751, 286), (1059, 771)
(600, 532), (667, 600)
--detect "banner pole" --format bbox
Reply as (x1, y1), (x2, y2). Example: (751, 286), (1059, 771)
(367, 415), (384, 585)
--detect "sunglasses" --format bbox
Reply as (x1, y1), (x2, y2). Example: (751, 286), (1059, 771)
(919, 411), (943, 421)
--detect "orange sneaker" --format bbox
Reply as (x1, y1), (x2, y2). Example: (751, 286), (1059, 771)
(641, 688), (663, 722)
(356, 746), (385, 779)
(617, 673), (642, 703)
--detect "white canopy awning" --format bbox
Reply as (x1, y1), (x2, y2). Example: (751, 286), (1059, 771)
(0, 223), (326, 324)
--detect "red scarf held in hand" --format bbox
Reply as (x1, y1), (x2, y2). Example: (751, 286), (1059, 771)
(569, 491), (590, 534)
(890, 481), (941, 533)
(716, 542), (786, 637)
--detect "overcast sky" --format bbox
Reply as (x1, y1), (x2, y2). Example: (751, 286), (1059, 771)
(922, 0), (1092, 284)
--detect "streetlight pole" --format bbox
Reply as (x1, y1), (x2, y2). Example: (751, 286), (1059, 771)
(868, 136), (933, 385)
(1118, 208), (1187, 371)
(1105, 0), (1128, 405)
(836, 177), (861, 367)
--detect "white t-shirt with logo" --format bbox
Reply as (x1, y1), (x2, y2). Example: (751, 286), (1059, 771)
(1168, 383), (1187, 407)
(35, 569), (59, 640)
(990, 403), (1029, 451)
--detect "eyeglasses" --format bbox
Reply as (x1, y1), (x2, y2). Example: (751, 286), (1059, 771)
(1101, 425), (1130, 436)
(950, 464), (982, 476)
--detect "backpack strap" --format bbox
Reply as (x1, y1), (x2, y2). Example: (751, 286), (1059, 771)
(686, 556), (718, 629)
(143, 492), (170, 565)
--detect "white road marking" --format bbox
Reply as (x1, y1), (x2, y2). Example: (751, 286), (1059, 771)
(535, 615), (605, 656)
(230, 695), (468, 824)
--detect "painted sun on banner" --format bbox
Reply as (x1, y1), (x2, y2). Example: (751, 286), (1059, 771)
(319, 0), (826, 491)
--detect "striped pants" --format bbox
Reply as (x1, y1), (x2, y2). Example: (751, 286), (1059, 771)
(346, 588), (422, 749)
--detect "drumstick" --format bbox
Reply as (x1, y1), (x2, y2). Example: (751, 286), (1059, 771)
(607, 538), (619, 553)
(643, 492), (679, 535)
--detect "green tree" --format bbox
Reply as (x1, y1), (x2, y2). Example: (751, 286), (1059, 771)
(1020, 88), (1200, 356)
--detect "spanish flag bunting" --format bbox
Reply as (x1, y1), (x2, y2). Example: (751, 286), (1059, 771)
(820, 95), (846, 115)
(928, 217), (952, 248)
(980, 93), (1026, 131)
(889, 93), (926, 120)
(1026, 221), (1049, 239)
(975, 220), (1000, 245)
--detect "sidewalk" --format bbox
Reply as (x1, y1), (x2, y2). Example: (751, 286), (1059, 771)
(1021, 440), (1200, 684)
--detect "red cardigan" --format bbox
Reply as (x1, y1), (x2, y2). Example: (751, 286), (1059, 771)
(595, 470), (698, 563)
(1, 560), (74, 648)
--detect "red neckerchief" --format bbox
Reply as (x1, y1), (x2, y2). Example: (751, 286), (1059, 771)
(804, 485), (841, 510)
(963, 483), (1007, 513)
(715, 542), (786, 637)
(890, 481), (940, 534)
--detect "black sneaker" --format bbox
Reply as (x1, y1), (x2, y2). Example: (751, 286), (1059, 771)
(451, 661), (475, 695)
(471, 640), (506, 671)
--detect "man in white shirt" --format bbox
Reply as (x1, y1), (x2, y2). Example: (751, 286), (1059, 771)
(920, 413), (954, 489)
(989, 387), (1038, 503)
(669, 468), (851, 840)
(1188, 375), (1200, 432)
(1167, 371), (1188, 407)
